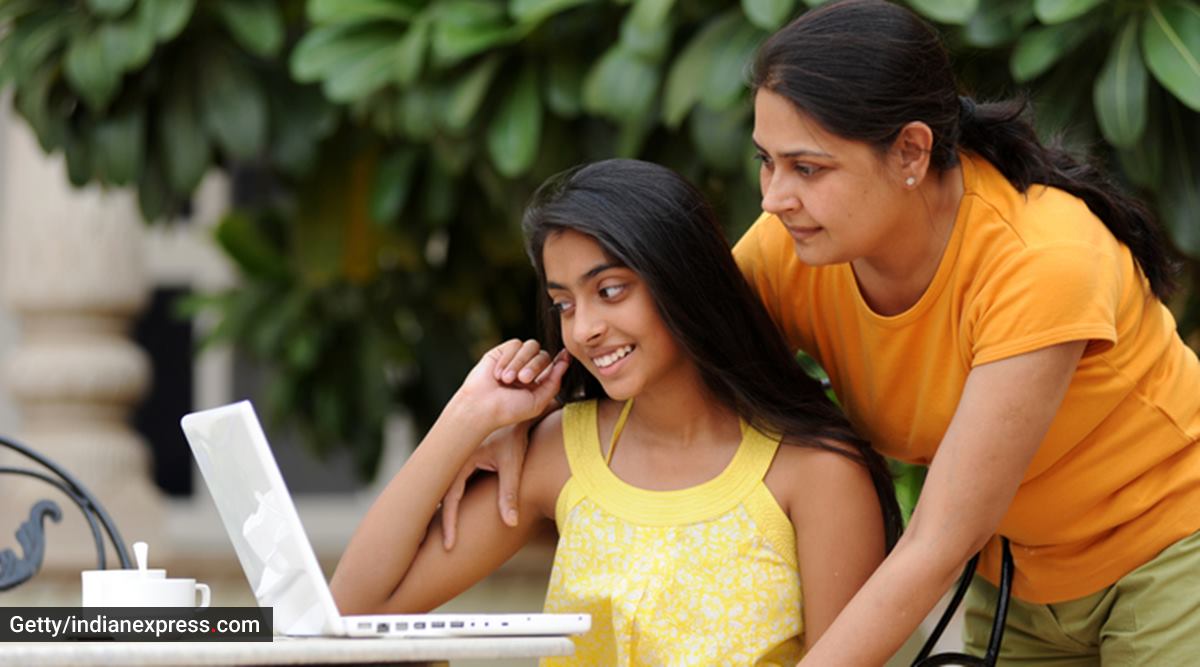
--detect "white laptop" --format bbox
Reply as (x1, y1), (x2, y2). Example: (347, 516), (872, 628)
(180, 400), (590, 639)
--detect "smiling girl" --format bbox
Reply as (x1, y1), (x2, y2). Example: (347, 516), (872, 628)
(330, 159), (901, 664)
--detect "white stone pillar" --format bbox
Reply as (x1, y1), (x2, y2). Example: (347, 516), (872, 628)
(0, 114), (162, 571)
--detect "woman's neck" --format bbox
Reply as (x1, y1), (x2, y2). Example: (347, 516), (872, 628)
(854, 164), (965, 316)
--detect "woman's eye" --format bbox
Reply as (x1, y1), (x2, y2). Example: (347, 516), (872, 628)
(754, 153), (772, 168)
(599, 285), (626, 299)
(796, 163), (821, 176)
(550, 301), (572, 314)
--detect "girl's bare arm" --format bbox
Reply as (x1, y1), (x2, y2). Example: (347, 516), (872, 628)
(329, 342), (568, 614)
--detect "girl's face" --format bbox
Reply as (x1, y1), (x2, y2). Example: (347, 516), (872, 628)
(752, 89), (907, 267)
(542, 229), (685, 401)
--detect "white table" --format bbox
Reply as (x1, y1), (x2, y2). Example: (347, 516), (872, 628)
(0, 636), (574, 666)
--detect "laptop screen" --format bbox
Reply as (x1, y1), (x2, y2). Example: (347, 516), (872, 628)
(181, 401), (344, 635)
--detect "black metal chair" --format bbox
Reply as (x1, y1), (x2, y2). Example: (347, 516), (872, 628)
(912, 537), (1015, 667)
(1, 435), (132, 591)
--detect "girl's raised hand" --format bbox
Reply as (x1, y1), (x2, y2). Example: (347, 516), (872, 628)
(455, 339), (570, 430)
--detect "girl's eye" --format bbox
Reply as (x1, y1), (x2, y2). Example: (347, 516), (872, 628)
(754, 153), (772, 168)
(796, 163), (822, 177)
(599, 285), (626, 299)
(550, 301), (573, 315)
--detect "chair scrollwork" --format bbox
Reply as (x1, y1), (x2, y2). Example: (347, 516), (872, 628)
(1, 436), (132, 591)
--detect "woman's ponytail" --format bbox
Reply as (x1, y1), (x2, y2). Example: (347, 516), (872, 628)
(959, 96), (1178, 300)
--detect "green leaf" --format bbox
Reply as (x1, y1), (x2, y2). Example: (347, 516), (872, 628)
(1116, 85), (1164, 190)
(252, 289), (311, 358)
(422, 160), (457, 225)
(443, 54), (502, 131)
(628, 0), (676, 37)
(64, 29), (122, 111)
(1010, 21), (1089, 82)
(14, 62), (68, 152)
(137, 153), (172, 222)
(215, 0), (285, 58)
(742, 0), (794, 31)
(621, 0), (674, 59)
(292, 24), (374, 81)
(0, 0), (42, 23)
(1143, 0), (1200, 111)
(890, 461), (927, 525)
(487, 64), (542, 177)
(98, 17), (156, 74)
(198, 50), (267, 159)
(63, 127), (94, 187)
(690, 103), (751, 171)
(92, 108), (144, 185)
(701, 14), (764, 111)
(371, 147), (420, 224)
(964, 0), (1032, 48)
(1094, 18), (1147, 149)
(615, 116), (654, 157)
(663, 12), (741, 126)
(544, 57), (584, 117)
(1159, 102), (1200, 256)
(215, 211), (292, 280)
(431, 1), (517, 68)
(325, 38), (400, 101)
(509, 0), (594, 26)
(308, 0), (417, 24)
(87, 0), (135, 18)
(3, 10), (79, 85)
(906, 0), (979, 25)
(399, 84), (439, 140)
(137, 0), (194, 41)
(1028, 60), (1094, 140)
(268, 82), (339, 177)
(1033, 0), (1104, 24)
(583, 45), (660, 122)
(395, 18), (430, 87)
(159, 79), (211, 195)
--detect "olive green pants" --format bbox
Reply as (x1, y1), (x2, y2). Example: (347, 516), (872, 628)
(962, 530), (1200, 665)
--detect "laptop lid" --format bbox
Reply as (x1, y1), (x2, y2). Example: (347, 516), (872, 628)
(181, 401), (345, 636)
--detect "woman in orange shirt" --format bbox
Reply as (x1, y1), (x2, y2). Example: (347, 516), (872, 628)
(445, 1), (1200, 664)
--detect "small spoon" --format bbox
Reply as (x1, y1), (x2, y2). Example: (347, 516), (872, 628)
(133, 541), (149, 575)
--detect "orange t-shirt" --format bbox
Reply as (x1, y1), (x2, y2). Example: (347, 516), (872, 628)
(733, 152), (1200, 603)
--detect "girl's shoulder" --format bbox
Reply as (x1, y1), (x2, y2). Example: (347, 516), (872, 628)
(764, 438), (878, 518)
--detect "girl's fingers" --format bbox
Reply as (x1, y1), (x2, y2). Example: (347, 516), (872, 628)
(440, 466), (471, 550)
(532, 353), (570, 407)
(500, 340), (543, 384)
(490, 339), (525, 380)
(520, 350), (553, 384)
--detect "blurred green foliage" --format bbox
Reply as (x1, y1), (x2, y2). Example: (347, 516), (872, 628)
(2, 0), (1197, 482)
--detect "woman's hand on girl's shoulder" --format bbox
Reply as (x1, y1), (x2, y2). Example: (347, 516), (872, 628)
(453, 339), (570, 430)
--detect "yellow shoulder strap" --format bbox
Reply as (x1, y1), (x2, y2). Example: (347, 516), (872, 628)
(605, 399), (634, 466)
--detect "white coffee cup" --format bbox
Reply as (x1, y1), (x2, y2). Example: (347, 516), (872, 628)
(81, 569), (165, 607)
(82, 571), (210, 607)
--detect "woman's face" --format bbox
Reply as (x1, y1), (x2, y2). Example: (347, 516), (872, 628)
(753, 89), (906, 267)
(542, 229), (685, 401)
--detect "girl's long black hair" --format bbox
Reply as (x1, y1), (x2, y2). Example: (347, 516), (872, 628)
(752, 0), (1177, 300)
(523, 158), (902, 550)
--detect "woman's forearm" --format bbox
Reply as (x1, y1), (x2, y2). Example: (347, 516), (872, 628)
(330, 398), (496, 613)
(797, 530), (973, 666)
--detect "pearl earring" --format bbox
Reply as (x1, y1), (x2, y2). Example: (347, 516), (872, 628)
(905, 176), (916, 187)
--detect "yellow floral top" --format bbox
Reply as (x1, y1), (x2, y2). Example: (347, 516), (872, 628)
(542, 400), (804, 666)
